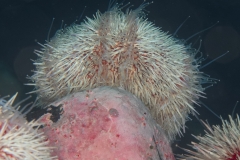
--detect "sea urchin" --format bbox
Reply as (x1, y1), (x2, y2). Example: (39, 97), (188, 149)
(179, 115), (240, 160)
(29, 2), (211, 140)
(0, 93), (55, 160)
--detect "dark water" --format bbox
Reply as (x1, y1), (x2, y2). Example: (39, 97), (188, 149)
(0, 0), (240, 157)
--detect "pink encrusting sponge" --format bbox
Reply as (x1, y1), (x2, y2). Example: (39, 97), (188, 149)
(39, 86), (175, 160)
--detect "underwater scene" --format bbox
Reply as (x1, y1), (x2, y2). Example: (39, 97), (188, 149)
(0, 0), (240, 159)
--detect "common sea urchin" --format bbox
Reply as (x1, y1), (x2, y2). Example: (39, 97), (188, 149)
(29, 2), (211, 140)
(0, 93), (54, 160)
(179, 115), (240, 160)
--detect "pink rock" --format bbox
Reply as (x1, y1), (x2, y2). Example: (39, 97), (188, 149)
(39, 86), (175, 160)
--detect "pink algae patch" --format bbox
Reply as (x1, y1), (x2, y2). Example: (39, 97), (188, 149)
(39, 87), (175, 160)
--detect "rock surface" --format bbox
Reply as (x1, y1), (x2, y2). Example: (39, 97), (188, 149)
(39, 86), (175, 160)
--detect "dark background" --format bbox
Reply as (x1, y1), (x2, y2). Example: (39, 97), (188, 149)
(0, 0), (240, 156)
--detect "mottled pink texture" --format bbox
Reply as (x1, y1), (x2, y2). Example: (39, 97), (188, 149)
(39, 86), (175, 160)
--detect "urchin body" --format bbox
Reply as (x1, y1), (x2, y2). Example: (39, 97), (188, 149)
(0, 94), (54, 160)
(30, 5), (206, 140)
(180, 115), (240, 160)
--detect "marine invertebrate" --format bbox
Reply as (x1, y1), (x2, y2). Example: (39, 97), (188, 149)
(28, 2), (211, 140)
(178, 115), (240, 160)
(0, 93), (55, 160)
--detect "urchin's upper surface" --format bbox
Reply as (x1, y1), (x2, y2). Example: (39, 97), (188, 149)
(30, 7), (205, 140)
